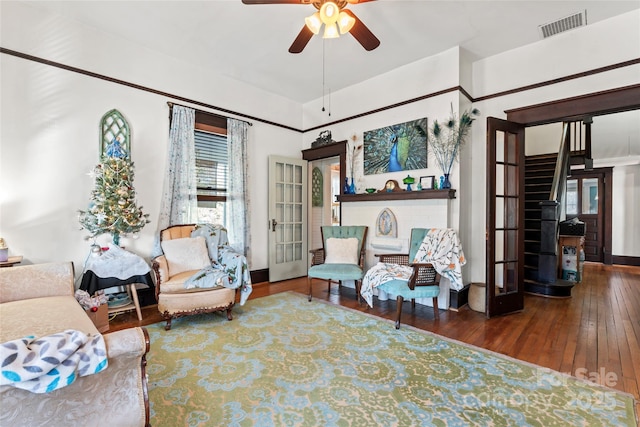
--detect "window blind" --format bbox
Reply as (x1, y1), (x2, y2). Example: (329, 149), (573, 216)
(195, 130), (228, 195)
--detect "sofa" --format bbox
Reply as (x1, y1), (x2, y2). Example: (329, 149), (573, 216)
(0, 262), (150, 427)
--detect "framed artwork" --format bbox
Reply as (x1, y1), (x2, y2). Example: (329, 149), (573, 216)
(420, 175), (435, 190)
(363, 118), (427, 175)
(100, 109), (130, 160)
(312, 167), (323, 207)
(376, 208), (397, 237)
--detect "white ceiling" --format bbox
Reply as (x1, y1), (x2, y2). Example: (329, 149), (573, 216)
(21, 0), (640, 104)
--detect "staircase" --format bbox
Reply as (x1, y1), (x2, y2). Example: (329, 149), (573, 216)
(523, 153), (574, 297)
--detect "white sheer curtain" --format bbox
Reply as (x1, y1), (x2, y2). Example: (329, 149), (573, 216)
(154, 105), (197, 255)
(226, 118), (251, 262)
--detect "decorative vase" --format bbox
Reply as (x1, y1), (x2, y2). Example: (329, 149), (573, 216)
(348, 177), (356, 194)
(402, 174), (415, 191)
(441, 173), (452, 189)
(344, 177), (350, 194)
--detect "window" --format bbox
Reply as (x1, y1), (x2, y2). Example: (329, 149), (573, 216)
(566, 177), (599, 216)
(566, 179), (578, 215)
(195, 112), (228, 225)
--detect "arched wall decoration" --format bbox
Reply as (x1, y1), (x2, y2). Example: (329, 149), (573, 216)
(100, 109), (130, 159)
(376, 208), (397, 238)
(312, 167), (323, 207)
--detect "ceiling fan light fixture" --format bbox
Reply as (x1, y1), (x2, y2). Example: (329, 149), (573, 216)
(305, 12), (322, 34)
(323, 22), (339, 39)
(337, 11), (355, 34)
(319, 1), (339, 25)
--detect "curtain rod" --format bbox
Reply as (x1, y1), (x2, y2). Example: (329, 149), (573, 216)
(167, 101), (253, 126)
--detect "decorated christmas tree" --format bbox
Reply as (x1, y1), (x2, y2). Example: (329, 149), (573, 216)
(79, 140), (149, 246)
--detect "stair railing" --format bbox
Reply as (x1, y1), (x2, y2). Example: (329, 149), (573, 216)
(535, 122), (571, 284)
(549, 122), (570, 204)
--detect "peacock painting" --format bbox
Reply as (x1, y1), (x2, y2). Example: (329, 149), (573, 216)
(363, 118), (428, 175)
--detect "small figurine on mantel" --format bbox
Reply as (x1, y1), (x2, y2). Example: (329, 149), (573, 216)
(311, 130), (336, 148)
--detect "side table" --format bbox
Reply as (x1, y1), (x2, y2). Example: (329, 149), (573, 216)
(0, 256), (23, 268)
(108, 283), (143, 321)
(79, 245), (154, 323)
(80, 271), (154, 322)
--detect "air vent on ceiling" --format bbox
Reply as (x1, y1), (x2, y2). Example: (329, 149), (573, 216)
(538, 10), (587, 39)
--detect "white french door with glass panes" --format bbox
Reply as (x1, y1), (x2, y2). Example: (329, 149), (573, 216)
(268, 156), (308, 282)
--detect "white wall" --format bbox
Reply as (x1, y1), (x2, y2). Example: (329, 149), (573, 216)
(612, 165), (640, 256)
(0, 2), (301, 275)
(2, 3), (638, 288)
(301, 47), (470, 281)
(302, 10), (640, 284)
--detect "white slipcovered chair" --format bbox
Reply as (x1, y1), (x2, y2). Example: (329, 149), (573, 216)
(151, 224), (251, 330)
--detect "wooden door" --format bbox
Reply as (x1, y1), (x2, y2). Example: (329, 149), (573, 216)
(565, 168), (611, 263)
(486, 118), (526, 317)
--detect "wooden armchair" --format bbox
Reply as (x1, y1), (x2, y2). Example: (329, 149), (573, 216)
(152, 224), (237, 330)
(374, 228), (441, 329)
(307, 225), (368, 302)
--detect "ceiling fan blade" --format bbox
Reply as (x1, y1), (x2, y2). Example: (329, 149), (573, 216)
(289, 25), (314, 54)
(342, 9), (380, 51)
(345, 0), (376, 3)
(241, 0), (310, 4)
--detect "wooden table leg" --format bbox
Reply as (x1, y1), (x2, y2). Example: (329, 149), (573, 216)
(129, 284), (143, 321)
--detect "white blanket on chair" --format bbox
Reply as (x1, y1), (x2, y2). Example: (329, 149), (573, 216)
(0, 330), (108, 394)
(361, 229), (466, 308)
(412, 228), (466, 291)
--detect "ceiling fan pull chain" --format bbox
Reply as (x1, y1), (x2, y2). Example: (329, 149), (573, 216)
(322, 39), (326, 112)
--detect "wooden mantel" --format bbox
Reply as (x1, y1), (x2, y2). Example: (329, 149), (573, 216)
(337, 189), (455, 202)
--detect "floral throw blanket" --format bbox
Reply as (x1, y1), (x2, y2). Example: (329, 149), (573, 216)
(185, 224), (253, 305)
(0, 330), (107, 394)
(361, 262), (414, 308)
(412, 228), (466, 291)
(361, 228), (466, 308)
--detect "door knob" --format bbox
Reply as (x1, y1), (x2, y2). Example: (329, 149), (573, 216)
(271, 218), (278, 232)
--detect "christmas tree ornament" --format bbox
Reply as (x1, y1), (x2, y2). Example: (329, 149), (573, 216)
(90, 244), (102, 257)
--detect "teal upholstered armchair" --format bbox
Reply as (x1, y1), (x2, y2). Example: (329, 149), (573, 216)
(375, 228), (441, 329)
(308, 226), (368, 302)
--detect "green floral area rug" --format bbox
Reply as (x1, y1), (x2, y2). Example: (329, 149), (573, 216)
(147, 292), (637, 426)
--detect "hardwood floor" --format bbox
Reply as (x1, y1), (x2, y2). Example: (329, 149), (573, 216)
(109, 263), (640, 415)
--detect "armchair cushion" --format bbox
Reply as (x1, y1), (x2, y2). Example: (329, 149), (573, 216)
(308, 264), (364, 281)
(378, 280), (440, 300)
(161, 236), (211, 277)
(324, 237), (359, 265)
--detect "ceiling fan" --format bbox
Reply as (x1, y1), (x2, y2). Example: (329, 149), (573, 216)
(241, 0), (380, 54)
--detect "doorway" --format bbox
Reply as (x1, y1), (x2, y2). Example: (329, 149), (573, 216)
(565, 168), (612, 263)
(309, 158), (341, 251)
(301, 140), (348, 258)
